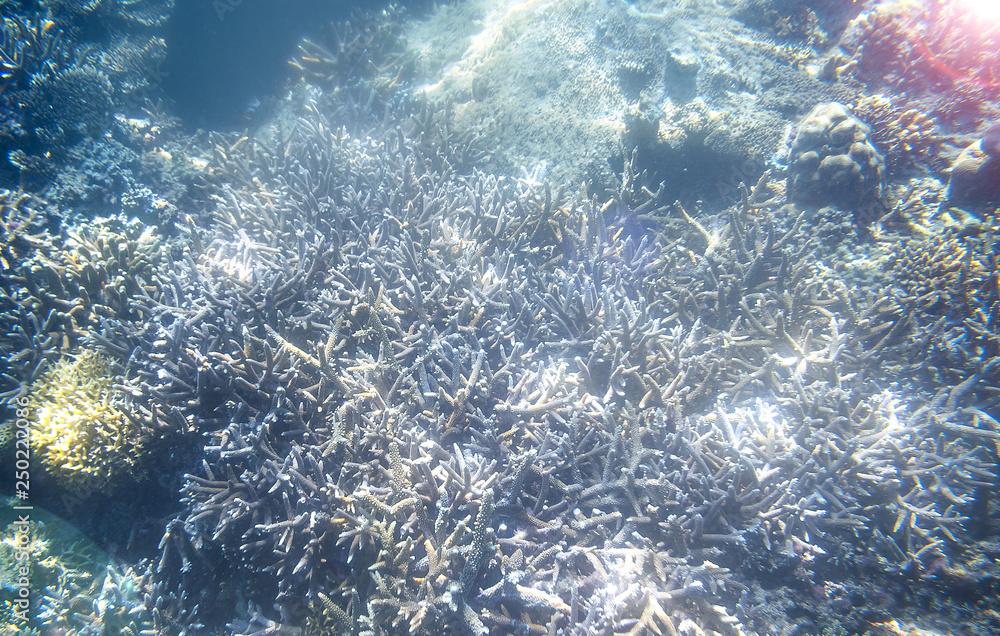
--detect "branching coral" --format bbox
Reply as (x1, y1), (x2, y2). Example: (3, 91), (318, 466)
(842, 0), (1000, 102)
(92, 94), (752, 634)
(94, 84), (990, 634)
(0, 214), (165, 408)
(3, 0), (175, 195)
(0, 190), (46, 275)
(0, 13), (70, 96)
(288, 4), (411, 94)
(21, 65), (115, 149)
(3, 27), (992, 635)
(888, 220), (1000, 389)
(27, 348), (145, 492)
(40, 563), (155, 636)
(854, 94), (940, 175)
(0, 497), (118, 634)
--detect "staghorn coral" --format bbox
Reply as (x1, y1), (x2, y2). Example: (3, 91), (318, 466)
(0, 14), (70, 96)
(39, 563), (155, 636)
(0, 190), (47, 276)
(80, 85), (991, 636)
(0, 214), (165, 402)
(26, 348), (145, 492)
(887, 220), (1000, 390)
(1, 9), (996, 633)
(288, 4), (411, 95)
(96, 94), (753, 635)
(0, 500), (112, 634)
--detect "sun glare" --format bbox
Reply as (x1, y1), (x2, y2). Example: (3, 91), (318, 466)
(958, 0), (1000, 22)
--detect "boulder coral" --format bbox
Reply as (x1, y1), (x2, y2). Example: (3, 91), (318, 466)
(788, 102), (885, 210)
(947, 122), (1000, 210)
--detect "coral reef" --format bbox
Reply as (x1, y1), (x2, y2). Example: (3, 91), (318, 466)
(787, 102), (885, 216)
(39, 563), (155, 636)
(888, 219), (1000, 390)
(48, 89), (983, 635)
(840, 0), (925, 90)
(0, 14), (70, 96)
(1, 0), (180, 207)
(0, 498), (110, 634)
(45, 137), (184, 219)
(402, 0), (848, 197)
(22, 65), (115, 149)
(1, 213), (166, 401)
(0, 2), (998, 636)
(853, 94), (940, 176)
(26, 349), (144, 492)
(839, 0), (1000, 130)
(0, 190), (47, 276)
(288, 4), (411, 96)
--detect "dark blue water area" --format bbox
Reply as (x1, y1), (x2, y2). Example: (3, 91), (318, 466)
(161, 0), (438, 130)
(161, 0), (354, 129)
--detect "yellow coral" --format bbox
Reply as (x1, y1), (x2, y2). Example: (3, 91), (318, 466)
(27, 349), (143, 492)
(0, 421), (12, 451)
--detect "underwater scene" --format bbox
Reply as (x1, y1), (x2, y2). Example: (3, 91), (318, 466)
(1, 0), (999, 634)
